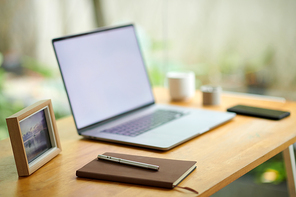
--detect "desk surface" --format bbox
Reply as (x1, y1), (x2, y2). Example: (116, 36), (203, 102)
(1, 87), (296, 197)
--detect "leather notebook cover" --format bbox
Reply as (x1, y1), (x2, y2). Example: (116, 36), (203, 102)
(76, 152), (196, 188)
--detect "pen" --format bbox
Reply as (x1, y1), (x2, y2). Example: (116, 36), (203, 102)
(97, 155), (159, 171)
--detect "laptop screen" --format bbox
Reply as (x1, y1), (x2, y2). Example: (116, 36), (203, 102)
(53, 25), (154, 130)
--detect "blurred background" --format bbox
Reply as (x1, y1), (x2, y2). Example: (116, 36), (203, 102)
(1, 0), (295, 195)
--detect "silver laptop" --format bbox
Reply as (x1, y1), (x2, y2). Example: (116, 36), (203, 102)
(52, 24), (235, 150)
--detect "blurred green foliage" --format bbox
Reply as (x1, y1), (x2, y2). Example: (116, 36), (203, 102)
(22, 56), (54, 77)
(0, 54), (63, 140)
(147, 65), (163, 87)
(249, 153), (287, 184)
(0, 67), (24, 140)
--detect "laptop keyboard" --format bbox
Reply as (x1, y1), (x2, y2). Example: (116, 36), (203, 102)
(101, 109), (185, 137)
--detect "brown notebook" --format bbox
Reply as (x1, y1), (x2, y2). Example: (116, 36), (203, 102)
(76, 152), (196, 188)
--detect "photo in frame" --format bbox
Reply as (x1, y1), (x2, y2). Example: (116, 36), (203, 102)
(6, 99), (61, 176)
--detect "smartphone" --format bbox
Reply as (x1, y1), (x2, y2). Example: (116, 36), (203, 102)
(227, 105), (290, 120)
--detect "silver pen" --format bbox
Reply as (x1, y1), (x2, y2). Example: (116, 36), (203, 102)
(97, 155), (159, 171)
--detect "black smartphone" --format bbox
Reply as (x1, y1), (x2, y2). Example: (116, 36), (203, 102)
(227, 105), (290, 120)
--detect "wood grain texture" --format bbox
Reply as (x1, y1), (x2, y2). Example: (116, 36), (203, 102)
(5, 117), (29, 176)
(1, 88), (296, 197)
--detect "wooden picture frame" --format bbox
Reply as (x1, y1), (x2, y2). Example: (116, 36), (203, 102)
(6, 99), (61, 176)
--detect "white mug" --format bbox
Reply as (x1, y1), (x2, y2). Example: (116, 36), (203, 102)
(167, 71), (195, 101)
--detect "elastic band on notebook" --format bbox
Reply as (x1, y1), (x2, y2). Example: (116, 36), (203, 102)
(175, 186), (199, 194)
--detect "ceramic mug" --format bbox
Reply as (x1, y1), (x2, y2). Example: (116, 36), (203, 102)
(201, 85), (222, 105)
(167, 71), (195, 101)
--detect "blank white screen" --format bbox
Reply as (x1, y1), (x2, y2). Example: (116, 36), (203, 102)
(53, 25), (154, 129)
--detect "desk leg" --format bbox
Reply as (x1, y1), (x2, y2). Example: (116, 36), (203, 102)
(283, 145), (296, 197)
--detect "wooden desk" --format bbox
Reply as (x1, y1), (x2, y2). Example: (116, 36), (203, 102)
(1, 87), (296, 197)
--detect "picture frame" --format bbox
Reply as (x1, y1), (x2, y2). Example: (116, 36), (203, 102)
(6, 99), (61, 176)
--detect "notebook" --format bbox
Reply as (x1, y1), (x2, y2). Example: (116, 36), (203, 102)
(76, 152), (196, 188)
(52, 24), (235, 150)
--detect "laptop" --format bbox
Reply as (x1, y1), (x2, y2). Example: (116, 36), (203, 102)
(52, 24), (235, 151)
